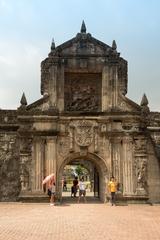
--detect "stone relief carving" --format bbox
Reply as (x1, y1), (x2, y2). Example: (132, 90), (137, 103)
(74, 120), (94, 147)
(64, 73), (101, 111)
(69, 120), (98, 150)
(135, 157), (148, 194)
(133, 137), (148, 194)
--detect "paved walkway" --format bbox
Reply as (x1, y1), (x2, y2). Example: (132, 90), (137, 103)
(0, 202), (160, 240)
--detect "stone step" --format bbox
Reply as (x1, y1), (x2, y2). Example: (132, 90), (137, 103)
(61, 196), (101, 204)
(18, 194), (50, 203)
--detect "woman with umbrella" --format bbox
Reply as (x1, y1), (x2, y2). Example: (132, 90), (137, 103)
(43, 173), (55, 206)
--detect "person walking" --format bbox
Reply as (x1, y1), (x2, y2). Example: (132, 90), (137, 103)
(63, 178), (67, 191)
(78, 176), (87, 203)
(48, 176), (56, 206)
(71, 176), (78, 197)
(108, 176), (117, 206)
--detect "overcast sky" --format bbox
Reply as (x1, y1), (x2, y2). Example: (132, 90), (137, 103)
(0, 0), (160, 111)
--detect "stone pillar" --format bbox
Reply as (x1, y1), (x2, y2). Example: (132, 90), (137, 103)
(102, 65), (110, 111)
(45, 137), (57, 177)
(32, 138), (44, 191)
(112, 137), (122, 184)
(122, 136), (134, 195)
(110, 65), (118, 108)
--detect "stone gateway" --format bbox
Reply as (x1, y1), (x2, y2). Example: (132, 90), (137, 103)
(0, 22), (160, 203)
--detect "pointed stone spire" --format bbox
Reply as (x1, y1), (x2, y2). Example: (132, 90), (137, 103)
(140, 93), (148, 106)
(140, 93), (150, 116)
(20, 92), (27, 106)
(81, 20), (86, 33)
(112, 40), (117, 51)
(51, 38), (55, 51)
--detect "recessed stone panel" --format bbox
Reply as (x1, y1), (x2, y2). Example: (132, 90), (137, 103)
(64, 72), (102, 111)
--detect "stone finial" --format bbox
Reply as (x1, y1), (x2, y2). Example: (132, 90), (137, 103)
(112, 40), (117, 51)
(20, 92), (27, 106)
(81, 20), (86, 33)
(140, 93), (148, 106)
(51, 38), (55, 51)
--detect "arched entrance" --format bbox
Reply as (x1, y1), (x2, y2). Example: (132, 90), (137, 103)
(57, 152), (108, 202)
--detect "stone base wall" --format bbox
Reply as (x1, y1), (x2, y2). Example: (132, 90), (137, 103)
(0, 132), (21, 201)
(147, 143), (160, 203)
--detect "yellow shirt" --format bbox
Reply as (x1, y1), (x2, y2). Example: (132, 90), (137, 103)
(108, 181), (117, 192)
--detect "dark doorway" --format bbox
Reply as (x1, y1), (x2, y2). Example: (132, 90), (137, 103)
(94, 167), (99, 197)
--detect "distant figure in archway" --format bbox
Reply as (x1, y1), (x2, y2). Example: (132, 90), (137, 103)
(78, 176), (87, 203)
(63, 178), (67, 191)
(71, 176), (78, 197)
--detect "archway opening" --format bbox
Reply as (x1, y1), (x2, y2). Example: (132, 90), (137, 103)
(58, 153), (108, 203)
(62, 160), (98, 200)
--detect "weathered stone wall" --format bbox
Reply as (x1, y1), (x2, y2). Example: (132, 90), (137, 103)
(1, 26), (160, 204)
(147, 139), (160, 202)
(0, 110), (20, 201)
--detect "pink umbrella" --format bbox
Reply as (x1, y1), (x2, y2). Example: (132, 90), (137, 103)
(42, 173), (55, 185)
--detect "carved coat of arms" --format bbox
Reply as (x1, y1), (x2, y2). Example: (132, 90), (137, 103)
(74, 120), (94, 147)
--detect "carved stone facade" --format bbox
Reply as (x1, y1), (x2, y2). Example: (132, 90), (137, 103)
(64, 73), (101, 111)
(0, 22), (160, 203)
